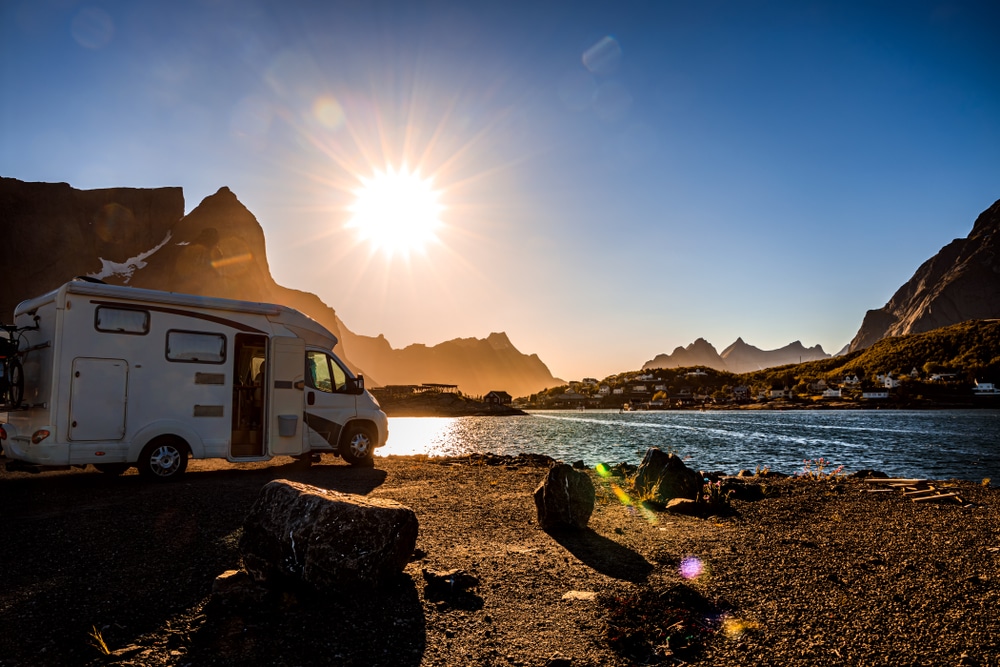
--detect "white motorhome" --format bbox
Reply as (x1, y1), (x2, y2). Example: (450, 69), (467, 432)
(0, 280), (388, 479)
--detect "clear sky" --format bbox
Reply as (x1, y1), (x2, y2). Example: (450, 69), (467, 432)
(3, 0), (999, 382)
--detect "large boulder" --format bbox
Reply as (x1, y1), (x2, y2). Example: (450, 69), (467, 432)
(239, 479), (418, 590)
(632, 448), (703, 503)
(533, 463), (595, 530)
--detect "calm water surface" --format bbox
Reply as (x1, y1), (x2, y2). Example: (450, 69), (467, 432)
(378, 409), (1000, 481)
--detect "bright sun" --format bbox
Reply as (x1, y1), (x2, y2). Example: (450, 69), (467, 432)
(347, 165), (444, 257)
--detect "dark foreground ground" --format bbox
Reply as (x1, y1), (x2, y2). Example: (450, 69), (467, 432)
(1, 453), (998, 666)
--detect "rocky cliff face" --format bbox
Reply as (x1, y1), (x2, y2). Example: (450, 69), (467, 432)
(0, 177), (183, 318)
(0, 178), (559, 398)
(642, 337), (829, 374)
(849, 199), (1000, 352)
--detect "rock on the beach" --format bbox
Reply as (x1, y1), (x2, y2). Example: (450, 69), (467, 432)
(239, 479), (418, 590)
(212, 569), (269, 605)
(665, 497), (701, 515)
(633, 448), (702, 503)
(533, 463), (595, 530)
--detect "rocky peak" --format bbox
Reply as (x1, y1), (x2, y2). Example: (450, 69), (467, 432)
(848, 198), (1000, 352)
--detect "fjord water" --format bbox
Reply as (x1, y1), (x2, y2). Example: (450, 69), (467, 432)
(379, 410), (1000, 481)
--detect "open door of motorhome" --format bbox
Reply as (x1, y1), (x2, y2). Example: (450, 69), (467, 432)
(267, 336), (306, 456)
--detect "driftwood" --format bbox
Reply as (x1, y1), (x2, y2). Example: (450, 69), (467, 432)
(863, 478), (966, 505)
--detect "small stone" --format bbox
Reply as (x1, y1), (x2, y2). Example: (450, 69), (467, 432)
(561, 590), (596, 601)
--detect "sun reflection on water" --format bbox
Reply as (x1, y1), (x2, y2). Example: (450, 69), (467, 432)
(376, 417), (459, 457)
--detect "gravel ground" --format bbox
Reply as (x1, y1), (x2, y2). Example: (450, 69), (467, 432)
(1, 453), (998, 666)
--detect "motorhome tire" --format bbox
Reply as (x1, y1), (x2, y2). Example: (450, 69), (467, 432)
(340, 425), (374, 466)
(138, 438), (189, 480)
(94, 463), (130, 476)
(7, 358), (23, 409)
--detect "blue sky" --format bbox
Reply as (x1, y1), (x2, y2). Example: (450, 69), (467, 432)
(3, 0), (999, 381)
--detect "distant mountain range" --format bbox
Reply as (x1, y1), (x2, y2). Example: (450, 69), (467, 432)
(642, 337), (830, 374)
(0, 177), (561, 398)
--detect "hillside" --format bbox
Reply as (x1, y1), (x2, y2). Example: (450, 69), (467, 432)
(736, 319), (1000, 395)
(531, 319), (1000, 409)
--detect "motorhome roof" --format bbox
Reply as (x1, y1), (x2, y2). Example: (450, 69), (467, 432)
(15, 281), (339, 349)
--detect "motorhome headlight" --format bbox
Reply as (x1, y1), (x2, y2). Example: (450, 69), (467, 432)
(31, 430), (51, 444)
(0, 426), (6, 440)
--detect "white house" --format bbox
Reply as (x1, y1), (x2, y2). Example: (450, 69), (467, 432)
(613, 387), (625, 395)
(862, 390), (889, 399)
(973, 381), (998, 395)
(843, 375), (860, 385)
(822, 388), (843, 399)
(598, 385), (611, 395)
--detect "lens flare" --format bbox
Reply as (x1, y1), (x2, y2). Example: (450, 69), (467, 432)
(610, 483), (632, 507)
(679, 556), (704, 580)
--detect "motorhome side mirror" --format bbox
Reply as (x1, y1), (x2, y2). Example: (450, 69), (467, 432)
(352, 375), (365, 395)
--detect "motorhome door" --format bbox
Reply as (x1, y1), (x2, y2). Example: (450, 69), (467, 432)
(267, 336), (306, 456)
(69, 357), (128, 442)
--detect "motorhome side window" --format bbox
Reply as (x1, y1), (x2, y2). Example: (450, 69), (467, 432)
(165, 330), (226, 364)
(95, 307), (150, 334)
(306, 350), (347, 393)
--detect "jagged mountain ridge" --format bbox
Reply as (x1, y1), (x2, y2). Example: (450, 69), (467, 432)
(0, 178), (560, 398)
(336, 328), (557, 398)
(643, 337), (830, 374)
(849, 198), (1000, 352)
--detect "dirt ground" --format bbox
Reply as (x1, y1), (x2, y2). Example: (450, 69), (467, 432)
(1, 452), (999, 666)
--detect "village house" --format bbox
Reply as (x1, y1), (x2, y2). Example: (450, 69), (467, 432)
(630, 385), (648, 394)
(876, 373), (900, 389)
(822, 388), (843, 399)
(843, 374), (860, 385)
(555, 391), (587, 406)
(862, 389), (889, 399)
(597, 385), (611, 395)
(485, 390), (512, 405)
(973, 381), (998, 395)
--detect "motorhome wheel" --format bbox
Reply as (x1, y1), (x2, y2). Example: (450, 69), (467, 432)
(138, 438), (189, 480)
(340, 425), (374, 466)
